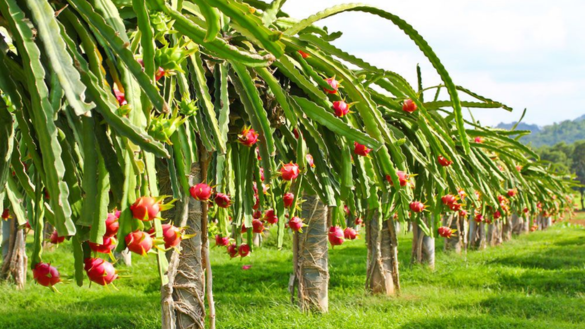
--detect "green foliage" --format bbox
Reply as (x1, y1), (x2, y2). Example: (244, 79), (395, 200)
(0, 0), (575, 303)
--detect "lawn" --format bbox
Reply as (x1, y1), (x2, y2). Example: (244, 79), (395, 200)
(1, 223), (584, 329)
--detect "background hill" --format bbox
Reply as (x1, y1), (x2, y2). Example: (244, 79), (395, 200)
(496, 116), (585, 148)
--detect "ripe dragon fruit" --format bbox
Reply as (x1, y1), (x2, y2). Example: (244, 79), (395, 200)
(125, 230), (153, 256)
(50, 230), (65, 244)
(280, 163), (300, 181)
(438, 226), (453, 238)
(189, 183), (212, 201)
(354, 142), (371, 157)
(328, 226), (345, 246)
(214, 193), (231, 208)
(437, 155), (453, 167)
(288, 216), (305, 232)
(323, 77), (340, 94)
(215, 235), (230, 247)
(84, 258), (118, 286)
(239, 127), (259, 147)
(402, 99), (417, 113)
(343, 227), (358, 240)
(89, 237), (117, 254)
(333, 100), (349, 117)
(33, 262), (61, 287)
(283, 193), (294, 208)
(130, 196), (160, 221)
(409, 201), (425, 213)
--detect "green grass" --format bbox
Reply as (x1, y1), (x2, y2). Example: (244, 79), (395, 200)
(1, 224), (585, 329)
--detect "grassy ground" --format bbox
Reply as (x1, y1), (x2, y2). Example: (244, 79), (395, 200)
(1, 223), (584, 329)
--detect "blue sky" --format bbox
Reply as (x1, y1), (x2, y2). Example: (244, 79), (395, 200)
(281, 0), (585, 127)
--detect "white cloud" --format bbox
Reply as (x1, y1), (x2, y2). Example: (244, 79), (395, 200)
(281, 0), (585, 126)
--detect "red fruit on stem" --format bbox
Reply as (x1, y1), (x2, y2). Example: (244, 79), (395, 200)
(104, 213), (119, 238)
(252, 219), (264, 234)
(148, 224), (182, 249)
(125, 230), (153, 256)
(89, 237), (117, 254)
(343, 227), (358, 240)
(409, 201), (425, 213)
(1, 208), (9, 220)
(253, 210), (262, 219)
(474, 213), (483, 223)
(33, 263), (61, 287)
(130, 196), (160, 221)
(459, 210), (468, 217)
(344, 205), (350, 216)
(474, 137), (483, 143)
(189, 183), (212, 201)
(523, 207), (529, 214)
(256, 148), (262, 161)
(214, 193), (231, 208)
(84, 258), (117, 286)
(293, 128), (300, 139)
(161, 225), (182, 248)
(437, 155), (453, 167)
(215, 235), (230, 247)
(332, 100), (349, 117)
(239, 127), (259, 147)
(493, 210), (502, 220)
(438, 226), (453, 238)
(306, 154), (315, 168)
(458, 189), (466, 200)
(283, 193), (294, 208)
(386, 170), (409, 187)
(288, 216), (304, 232)
(264, 209), (278, 225)
(238, 244), (251, 257)
(137, 59), (166, 81)
(113, 89), (127, 106)
(227, 243), (238, 258)
(507, 189), (517, 197)
(354, 142), (371, 157)
(449, 203), (461, 211)
(328, 226), (345, 246)
(402, 99), (417, 113)
(441, 194), (457, 206)
(516, 165), (523, 172)
(50, 230), (65, 244)
(155, 67), (166, 81)
(298, 50), (310, 58)
(355, 217), (364, 226)
(252, 195), (260, 210)
(280, 163), (300, 181)
(259, 167), (265, 181)
(323, 77), (340, 94)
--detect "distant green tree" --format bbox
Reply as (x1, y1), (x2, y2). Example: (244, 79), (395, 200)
(519, 119), (585, 147)
(571, 141), (585, 210)
(537, 142), (574, 173)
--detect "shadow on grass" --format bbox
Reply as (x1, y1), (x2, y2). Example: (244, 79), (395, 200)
(0, 294), (160, 329)
(489, 245), (585, 270)
(399, 314), (576, 329)
(497, 269), (585, 296)
(479, 295), (585, 324)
